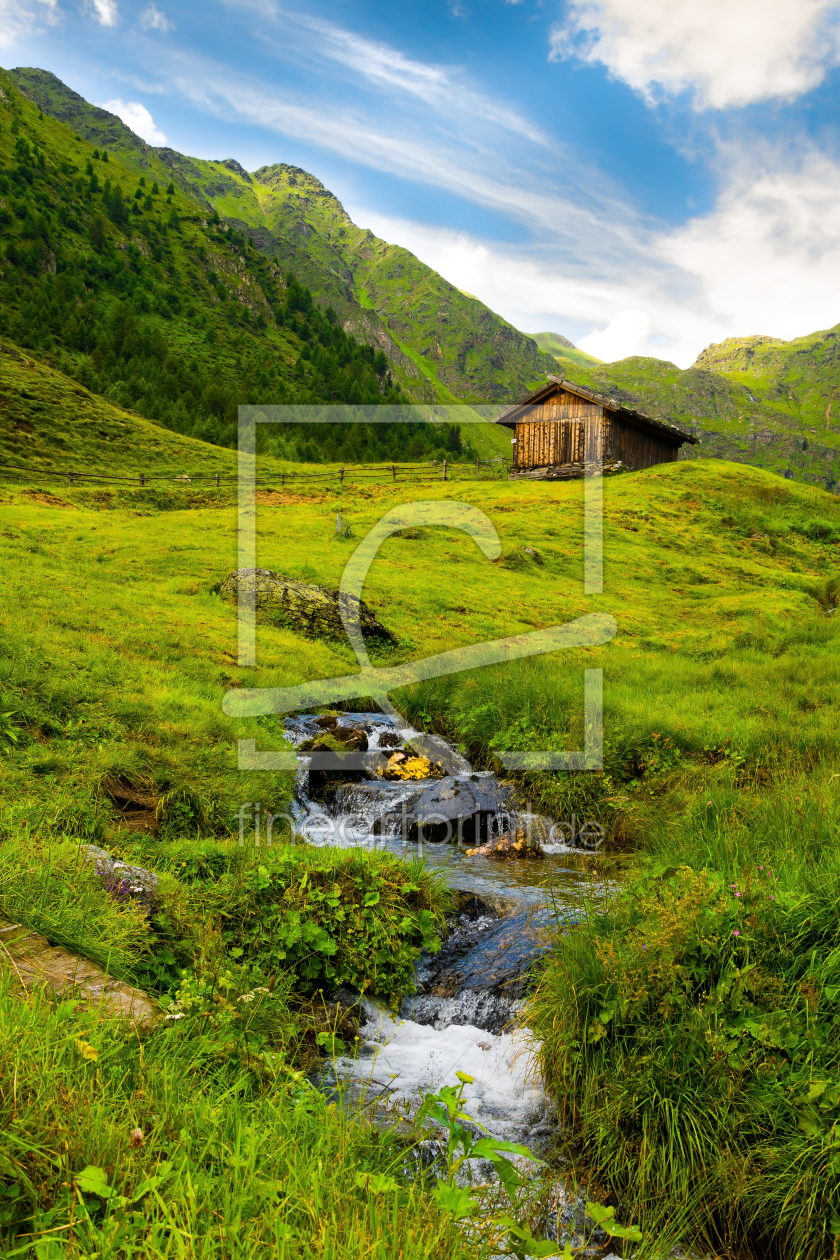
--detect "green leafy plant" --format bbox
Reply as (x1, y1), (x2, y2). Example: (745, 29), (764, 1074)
(217, 849), (447, 1002)
(416, 1071), (642, 1257)
(0, 710), (18, 749)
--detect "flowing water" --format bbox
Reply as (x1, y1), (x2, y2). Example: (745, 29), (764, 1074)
(285, 711), (613, 1155)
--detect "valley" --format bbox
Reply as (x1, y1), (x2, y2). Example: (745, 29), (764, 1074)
(1, 57), (840, 1260)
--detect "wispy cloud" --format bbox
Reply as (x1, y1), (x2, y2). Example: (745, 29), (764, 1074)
(88, 0), (117, 27)
(0, 0), (60, 49)
(140, 2), (171, 32)
(550, 0), (840, 109)
(284, 12), (548, 143)
(165, 62), (601, 236)
(101, 97), (166, 143)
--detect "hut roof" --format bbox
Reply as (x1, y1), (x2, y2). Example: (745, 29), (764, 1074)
(495, 376), (699, 445)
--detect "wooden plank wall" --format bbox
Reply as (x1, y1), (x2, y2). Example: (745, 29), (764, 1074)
(513, 395), (601, 469)
(511, 388), (680, 471)
(608, 417), (680, 469)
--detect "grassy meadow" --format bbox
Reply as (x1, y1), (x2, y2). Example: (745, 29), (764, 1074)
(1, 454), (839, 1256)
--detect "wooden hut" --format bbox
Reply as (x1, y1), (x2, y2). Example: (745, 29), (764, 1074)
(495, 376), (698, 478)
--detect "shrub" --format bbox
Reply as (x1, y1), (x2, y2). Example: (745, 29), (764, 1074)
(211, 846), (449, 1003)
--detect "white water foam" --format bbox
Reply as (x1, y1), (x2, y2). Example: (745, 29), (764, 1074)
(332, 998), (546, 1145)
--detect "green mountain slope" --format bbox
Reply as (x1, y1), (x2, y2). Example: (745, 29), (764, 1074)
(9, 67), (558, 412)
(0, 68), (492, 466)
(550, 328), (840, 490)
(0, 335), (243, 478)
(532, 331), (603, 372)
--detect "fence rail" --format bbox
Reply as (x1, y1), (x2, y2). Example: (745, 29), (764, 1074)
(0, 457), (512, 489)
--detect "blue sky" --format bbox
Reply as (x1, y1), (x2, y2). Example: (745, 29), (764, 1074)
(4, 0), (840, 365)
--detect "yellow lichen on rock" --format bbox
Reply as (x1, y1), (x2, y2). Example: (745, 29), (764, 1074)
(379, 752), (443, 780)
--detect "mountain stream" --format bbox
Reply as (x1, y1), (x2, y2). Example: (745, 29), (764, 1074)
(284, 711), (611, 1156)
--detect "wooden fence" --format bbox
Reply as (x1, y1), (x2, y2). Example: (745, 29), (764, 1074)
(0, 457), (512, 489)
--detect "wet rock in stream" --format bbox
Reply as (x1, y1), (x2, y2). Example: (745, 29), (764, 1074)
(466, 826), (545, 860)
(402, 900), (565, 1033)
(364, 774), (515, 844)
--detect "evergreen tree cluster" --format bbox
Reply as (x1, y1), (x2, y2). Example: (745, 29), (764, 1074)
(0, 102), (472, 463)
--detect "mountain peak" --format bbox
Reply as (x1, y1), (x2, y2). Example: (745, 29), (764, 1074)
(254, 163), (348, 213)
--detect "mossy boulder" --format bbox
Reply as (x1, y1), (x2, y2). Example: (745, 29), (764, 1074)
(299, 728), (369, 753)
(219, 568), (395, 641)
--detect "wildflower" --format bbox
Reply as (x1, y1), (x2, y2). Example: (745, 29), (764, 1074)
(642, 944), (647, 950)
(733, 929), (740, 936)
(759, 865), (764, 870)
(130, 1128), (144, 1148)
(735, 891), (741, 898)
(237, 992), (256, 1003)
(707, 801), (713, 806)
(770, 894), (775, 901)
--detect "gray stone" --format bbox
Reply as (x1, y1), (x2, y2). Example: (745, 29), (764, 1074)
(370, 774), (515, 844)
(81, 846), (160, 913)
(0, 919), (161, 1029)
(219, 568), (394, 641)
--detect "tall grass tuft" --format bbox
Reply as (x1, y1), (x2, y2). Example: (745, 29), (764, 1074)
(527, 791), (840, 1259)
(0, 976), (474, 1258)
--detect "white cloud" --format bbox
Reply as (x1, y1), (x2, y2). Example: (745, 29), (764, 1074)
(89, 0), (117, 26)
(0, 0), (60, 49)
(350, 143), (840, 370)
(550, 0), (840, 109)
(579, 310), (653, 359)
(140, 2), (170, 31)
(101, 97), (167, 143)
(661, 146), (840, 342)
(285, 14), (548, 143)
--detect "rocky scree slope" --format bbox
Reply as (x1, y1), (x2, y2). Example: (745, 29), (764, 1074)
(10, 66), (557, 414)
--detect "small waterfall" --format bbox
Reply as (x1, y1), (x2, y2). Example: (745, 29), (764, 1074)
(282, 711), (605, 1148)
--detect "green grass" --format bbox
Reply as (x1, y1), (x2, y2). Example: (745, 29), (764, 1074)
(1, 454), (840, 1255)
(532, 332), (603, 371)
(0, 974), (473, 1258)
(527, 789), (840, 1259)
(0, 336), (244, 477)
(1, 455), (838, 842)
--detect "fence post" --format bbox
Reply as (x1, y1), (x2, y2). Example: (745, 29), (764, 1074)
(442, 459), (447, 481)
(139, 473), (145, 487)
(68, 473), (74, 486)
(392, 464), (396, 480)
(281, 472), (286, 488)
(340, 467), (344, 483)
(215, 473), (220, 487)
